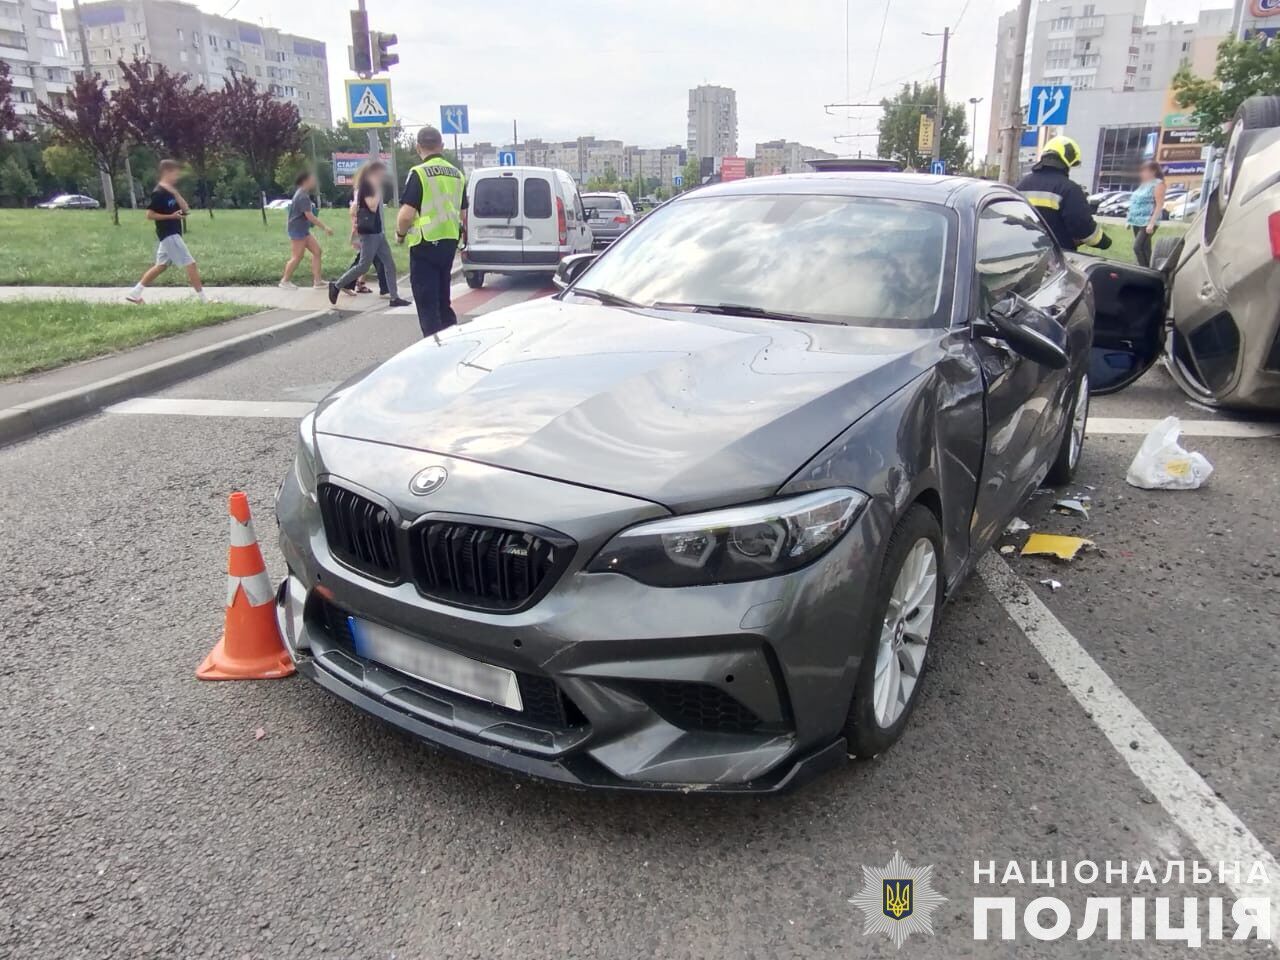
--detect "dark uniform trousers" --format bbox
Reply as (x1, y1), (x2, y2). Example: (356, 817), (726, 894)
(410, 238), (459, 337)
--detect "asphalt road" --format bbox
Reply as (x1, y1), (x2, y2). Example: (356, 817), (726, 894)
(2, 277), (1278, 959)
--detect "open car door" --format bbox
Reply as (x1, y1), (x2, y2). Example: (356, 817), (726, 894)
(1066, 255), (1167, 395)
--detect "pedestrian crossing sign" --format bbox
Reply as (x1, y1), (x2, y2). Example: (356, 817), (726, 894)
(345, 78), (393, 129)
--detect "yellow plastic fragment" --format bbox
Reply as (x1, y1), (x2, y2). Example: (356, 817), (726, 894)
(1020, 533), (1095, 561)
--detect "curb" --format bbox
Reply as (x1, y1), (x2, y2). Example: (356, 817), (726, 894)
(0, 306), (344, 449)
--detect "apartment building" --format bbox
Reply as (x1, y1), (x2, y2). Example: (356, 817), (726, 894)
(753, 139), (836, 176)
(687, 84), (737, 161)
(61, 0), (331, 127)
(0, 0), (73, 123)
(458, 138), (687, 186)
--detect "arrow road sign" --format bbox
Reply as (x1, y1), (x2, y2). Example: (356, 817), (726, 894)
(673, 173), (683, 187)
(345, 78), (392, 129)
(930, 159), (946, 175)
(1027, 84), (1071, 126)
(498, 150), (516, 166)
(440, 104), (469, 135)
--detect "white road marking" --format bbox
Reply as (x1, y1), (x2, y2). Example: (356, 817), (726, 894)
(382, 282), (469, 316)
(979, 552), (1280, 945)
(106, 398), (316, 419)
(1089, 417), (1280, 438)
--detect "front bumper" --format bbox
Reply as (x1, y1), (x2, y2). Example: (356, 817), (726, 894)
(276, 437), (881, 792)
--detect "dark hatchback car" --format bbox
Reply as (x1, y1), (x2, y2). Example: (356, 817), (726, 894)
(275, 174), (1165, 792)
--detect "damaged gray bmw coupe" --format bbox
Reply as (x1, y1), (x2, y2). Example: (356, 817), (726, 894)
(275, 174), (1165, 792)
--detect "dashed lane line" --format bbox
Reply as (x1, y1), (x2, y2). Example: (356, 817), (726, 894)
(979, 552), (1280, 946)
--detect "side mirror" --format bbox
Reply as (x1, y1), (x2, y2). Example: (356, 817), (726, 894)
(553, 252), (598, 290)
(975, 294), (1069, 369)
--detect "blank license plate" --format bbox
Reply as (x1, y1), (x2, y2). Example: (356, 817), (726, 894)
(348, 616), (523, 711)
(479, 226), (517, 238)
(589, 218), (608, 225)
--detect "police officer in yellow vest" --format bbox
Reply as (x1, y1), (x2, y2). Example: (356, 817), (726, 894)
(395, 125), (466, 337)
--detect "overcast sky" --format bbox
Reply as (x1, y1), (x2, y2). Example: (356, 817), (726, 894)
(218, 0), (1216, 158)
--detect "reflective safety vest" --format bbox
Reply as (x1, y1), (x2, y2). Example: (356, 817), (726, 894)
(407, 156), (464, 245)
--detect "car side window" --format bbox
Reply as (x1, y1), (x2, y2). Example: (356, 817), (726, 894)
(974, 200), (1059, 314)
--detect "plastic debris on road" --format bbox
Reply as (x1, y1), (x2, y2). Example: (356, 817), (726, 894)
(1053, 498), (1090, 518)
(1021, 533), (1095, 561)
(1125, 416), (1213, 490)
(999, 544), (1017, 555)
(1039, 579), (1063, 591)
(1005, 517), (1030, 534)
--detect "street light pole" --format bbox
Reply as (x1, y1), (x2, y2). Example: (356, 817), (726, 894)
(969, 96), (983, 172)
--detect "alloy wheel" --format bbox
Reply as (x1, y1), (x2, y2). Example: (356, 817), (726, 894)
(873, 538), (938, 728)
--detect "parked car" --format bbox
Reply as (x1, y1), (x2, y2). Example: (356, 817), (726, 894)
(1155, 96), (1280, 410)
(36, 194), (100, 210)
(460, 166), (593, 289)
(275, 173), (1164, 792)
(265, 197), (293, 210)
(580, 191), (637, 247)
(1097, 192), (1132, 217)
(1088, 190), (1123, 212)
(1164, 189), (1201, 221)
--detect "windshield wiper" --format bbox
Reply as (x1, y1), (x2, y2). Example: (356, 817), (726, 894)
(648, 301), (838, 325)
(569, 287), (641, 308)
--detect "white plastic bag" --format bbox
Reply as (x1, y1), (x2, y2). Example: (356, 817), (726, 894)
(1125, 416), (1213, 490)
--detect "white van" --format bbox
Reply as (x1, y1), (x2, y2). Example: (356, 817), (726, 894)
(461, 166), (593, 288)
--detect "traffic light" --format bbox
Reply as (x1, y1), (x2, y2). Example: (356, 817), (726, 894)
(373, 31), (399, 71)
(349, 8), (371, 75)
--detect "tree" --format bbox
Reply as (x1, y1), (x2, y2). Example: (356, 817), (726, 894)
(876, 82), (968, 171)
(37, 74), (130, 223)
(183, 86), (227, 214)
(679, 157), (700, 192)
(0, 60), (21, 138)
(41, 143), (97, 188)
(0, 156), (37, 206)
(1173, 36), (1280, 147)
(219, 73), (302, 223)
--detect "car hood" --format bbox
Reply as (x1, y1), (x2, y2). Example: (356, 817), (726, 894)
(315, 298), (943, 510)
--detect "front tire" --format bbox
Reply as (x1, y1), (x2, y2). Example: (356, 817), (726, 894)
(465, 271), (485, 289)
(1045, 373), (1088, 486)
(845, 505), (943, 758)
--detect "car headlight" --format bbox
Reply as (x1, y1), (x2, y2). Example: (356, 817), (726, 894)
(587, 488), (867, 587)
(293, 412), (317, 494)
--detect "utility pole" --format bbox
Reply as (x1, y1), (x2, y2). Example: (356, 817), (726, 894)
(71, 0), (118, 216)
(934, 27), (949, 164)
(999, 0), (1032, 185)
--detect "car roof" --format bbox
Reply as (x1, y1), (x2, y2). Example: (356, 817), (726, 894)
(679, 172), (1018, 211)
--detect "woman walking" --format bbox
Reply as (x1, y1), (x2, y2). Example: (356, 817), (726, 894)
(279, 170), (333, 289)
(1126, 160), (1166, 268)
(329, 161), (409, 307)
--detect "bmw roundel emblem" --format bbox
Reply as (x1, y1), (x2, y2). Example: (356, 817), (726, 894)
(409, 466), (448, 496)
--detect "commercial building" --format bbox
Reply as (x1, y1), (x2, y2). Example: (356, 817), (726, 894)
(0, 0), (73, 123)
(60, 0), (331, 127)
(687, 84), (737, 161)
(753, 139), (837, 176)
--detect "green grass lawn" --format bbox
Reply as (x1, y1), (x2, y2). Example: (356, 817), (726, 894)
(0, 299), (257, 378)
(0, 208), (410, 287)
(1096, 219), (1188, 264)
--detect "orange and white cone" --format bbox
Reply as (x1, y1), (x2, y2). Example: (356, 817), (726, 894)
(196, 492), (295, 680)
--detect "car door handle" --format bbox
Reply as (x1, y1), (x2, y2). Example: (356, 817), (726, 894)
(1199, 281), (1215, 300)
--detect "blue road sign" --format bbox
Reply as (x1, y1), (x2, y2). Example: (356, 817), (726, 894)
(498, 150), (516, 166)
(1020, 129), (1040, 148)
(930, 159), (946, 175)
(345, 78), (392, 129)
(1027, 84), (1071, 126)
(440, 105), (469, 135)
(672, 173), (683, 187)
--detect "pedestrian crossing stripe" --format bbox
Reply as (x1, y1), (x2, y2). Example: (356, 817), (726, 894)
(353, 86), (386, 118)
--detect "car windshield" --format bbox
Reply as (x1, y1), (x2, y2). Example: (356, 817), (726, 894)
(574, 193), (953, 328)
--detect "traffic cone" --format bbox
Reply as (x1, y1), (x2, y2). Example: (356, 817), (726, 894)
(196, 492), (295, 680)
